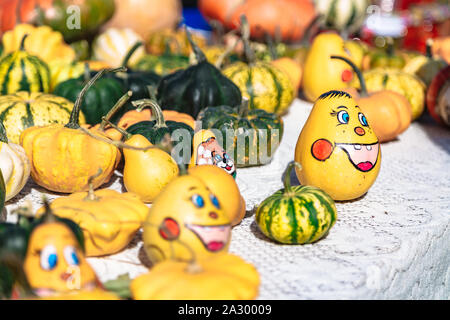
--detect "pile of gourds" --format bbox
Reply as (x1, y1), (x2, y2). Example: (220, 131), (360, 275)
(0, 0), (448, 301)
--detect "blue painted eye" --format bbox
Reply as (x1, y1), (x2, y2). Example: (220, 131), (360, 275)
(191, 194), (205, 208)
(40, 245), (58, 270)
(210, 194), (220, 209)
(359, 113), (368, 126)
(64, 246), (79, 266)
(337, 110), (350, 124)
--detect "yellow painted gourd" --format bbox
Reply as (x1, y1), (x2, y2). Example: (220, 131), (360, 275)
(302, 33), (354, 102)
(0, 122), (30, 201)
(294, 90), (381, 201)
(131, 253), (260, 300)
(188, 165), (246, 226)
(143, 174), (231, 264)
(36, 175), (149, 257)
(23, 219), (99, 297)
(123, 134), (179, 203)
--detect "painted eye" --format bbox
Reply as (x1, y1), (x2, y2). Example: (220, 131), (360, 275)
(63, 246), (79, 266)
(214, 154), (222, 163)
(359, 113), (368, 126)
(210, 194), (220, 209)
(224, 153), (230, 160)
(191, 194), (205, 208)
(337, 110), (350, 124)
(40, 245), (58, 271)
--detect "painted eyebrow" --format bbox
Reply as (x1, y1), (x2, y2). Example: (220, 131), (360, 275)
(337, 106), (348, 109)
(355, 105), (361, 109)
(188, 187), (198, 191)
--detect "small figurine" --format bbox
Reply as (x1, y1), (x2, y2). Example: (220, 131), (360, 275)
(191, 129), (236, 178)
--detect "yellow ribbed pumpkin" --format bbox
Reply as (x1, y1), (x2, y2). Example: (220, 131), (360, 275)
(131, 253), (260, 300)
(36, 176), (149, 257)
(19, 69), (121, 194)
(0, 92), (86, 144)
(48, 61), (85, 92)
(1, 24), (76, 65)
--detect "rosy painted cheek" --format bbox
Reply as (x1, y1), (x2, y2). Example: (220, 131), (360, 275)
(311, 139), (334, 161)
(341, 69), (353, 82)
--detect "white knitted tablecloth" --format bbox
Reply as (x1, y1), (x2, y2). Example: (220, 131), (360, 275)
(4, 99), (450, 300)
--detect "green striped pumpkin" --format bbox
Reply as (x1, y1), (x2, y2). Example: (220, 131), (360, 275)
(314, 0), (369, 34)
(222, 16), (294, 115)
(0, 91), (86, 144)
(223, 61), (294, 115)
(255, 162), (337, 244)
(0, 36), (50, 95)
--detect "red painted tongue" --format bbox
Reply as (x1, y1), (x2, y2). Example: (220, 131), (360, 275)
(357, 162), (373, 172)
(207, 241), (224, 251)
(226, 166), (232, 170)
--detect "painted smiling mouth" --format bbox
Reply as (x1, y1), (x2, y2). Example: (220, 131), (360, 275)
(335, 142), (380, 172)
(185, 224), (231, 252)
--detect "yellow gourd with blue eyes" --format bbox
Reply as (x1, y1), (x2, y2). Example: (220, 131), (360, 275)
(23, 222), (99, 297)
(143, 174), (231, 264)
(295, 90), (381, 201)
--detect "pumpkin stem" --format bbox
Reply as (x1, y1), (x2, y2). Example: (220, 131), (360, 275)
(185, 26), (207, 63)
(84, 169), (103, 201)
(0, 121), (9, 144)
(330, 55), (368, 97)
(132, 99), (167, 129)
(83, 62), (91, 82)
(79, 127), (156, 152)
(386, 37), (395, 57)
(121, 42), (143, 68)
(265, 32), (278, 60)
(238, 97), (250, 118)
(66, 67), (126, 129)
(300, 14), (323, 46)
(214, 32), (239, 69)
(209, 19), (225, 45)
(41, 196), (58, 224)
(101, 117), (133, 141)
(99, 91), (133, 131)
(425, 38), (433, 58)
(282, 161), (302, 193)
(19, 34), (29, 51)
(239, 15), (256, 65)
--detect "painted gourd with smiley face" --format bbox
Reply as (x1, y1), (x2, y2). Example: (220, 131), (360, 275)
(295, 90), (381, 201)
(143, 174), (231, 264)
(23, 217), (100, 297)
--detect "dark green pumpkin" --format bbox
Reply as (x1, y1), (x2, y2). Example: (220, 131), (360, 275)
(126, 98), (194, 159)
(53, 66), (126, 125)
(197, 99), (283, 167)
(157, 28), (242, 118)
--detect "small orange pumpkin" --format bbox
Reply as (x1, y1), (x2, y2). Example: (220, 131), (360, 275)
(271, 57), (302, 93)
(117, 108), (195, 131)
(332, 56), (412, 142)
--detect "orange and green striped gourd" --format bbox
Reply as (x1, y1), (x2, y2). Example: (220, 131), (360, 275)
(255, 161), (337, 244)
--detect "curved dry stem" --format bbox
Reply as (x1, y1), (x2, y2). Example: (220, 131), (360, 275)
(78, 127), (157, 151)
